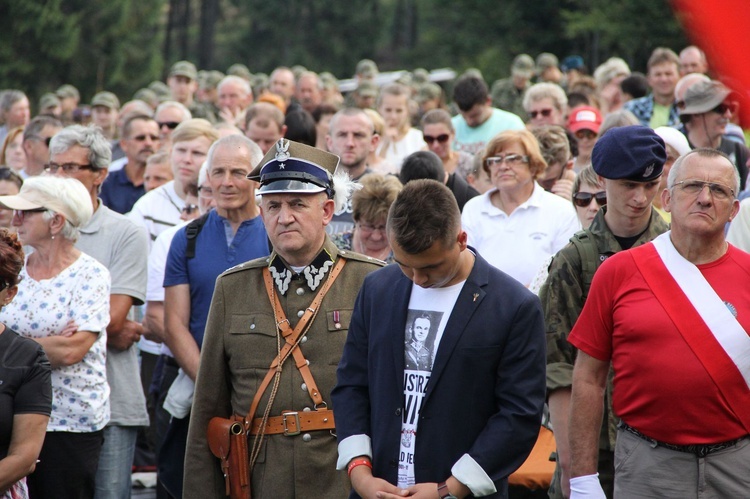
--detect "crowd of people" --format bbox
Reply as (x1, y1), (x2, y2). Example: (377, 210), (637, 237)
(1, 42), (750, 499)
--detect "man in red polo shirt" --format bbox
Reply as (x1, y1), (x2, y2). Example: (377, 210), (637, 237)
(568, 148), (750, 498)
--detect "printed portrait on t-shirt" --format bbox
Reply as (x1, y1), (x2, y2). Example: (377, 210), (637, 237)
(404, 310), (440, 371)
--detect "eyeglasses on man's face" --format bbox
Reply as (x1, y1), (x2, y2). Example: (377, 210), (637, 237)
(671, 179), (735, 200)
(44, 162), (97, 174)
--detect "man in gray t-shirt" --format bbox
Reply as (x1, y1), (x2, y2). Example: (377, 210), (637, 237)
(49, 125), (149, 499)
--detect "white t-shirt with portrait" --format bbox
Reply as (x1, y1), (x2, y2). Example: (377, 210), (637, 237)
(399, 280), (464, 488)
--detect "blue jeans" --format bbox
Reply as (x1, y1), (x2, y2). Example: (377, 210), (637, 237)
(94, 425), (139, 499)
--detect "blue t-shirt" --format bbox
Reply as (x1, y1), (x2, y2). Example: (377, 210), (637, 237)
(164, 210), (269, 347)
(100, 167), (146, 214)
(451, 107), (525, 156)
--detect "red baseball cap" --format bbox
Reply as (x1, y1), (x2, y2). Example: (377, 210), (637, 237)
(567, 106), (602, 134)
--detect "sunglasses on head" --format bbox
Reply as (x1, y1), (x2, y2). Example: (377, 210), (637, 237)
(529, 108), (553, 119)
(423, 133), (450, 145)
(573, 191), (607, 207)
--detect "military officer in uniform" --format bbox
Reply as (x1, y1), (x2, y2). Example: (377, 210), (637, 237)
(184, 139), (383, 497)
(540, 126), (669, 499)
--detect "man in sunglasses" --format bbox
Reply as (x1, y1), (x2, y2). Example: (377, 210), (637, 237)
(540, 125), (669, 499)
(100, 114), (160, 214)
(679, 79), (749, 192)
(21, 115), (62, 179)
(154, 101), (192, 152)
(568, 150), (750, 498)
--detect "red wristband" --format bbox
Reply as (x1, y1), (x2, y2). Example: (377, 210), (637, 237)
(347, 458), (372, 477)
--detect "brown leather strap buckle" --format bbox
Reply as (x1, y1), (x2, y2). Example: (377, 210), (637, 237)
(282, 412), (301, 436)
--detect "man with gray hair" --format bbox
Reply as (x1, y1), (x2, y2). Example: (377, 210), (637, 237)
(21, 115), (63, 178)
(295, 71), (323, 114)
(184, 138), (382, 498)
(567, 148), (750, 498)
(48, 125), (149, 499)
(154, 100), (192, 151)
(217, 75), (253, 126)
(159, 135), (271, 498)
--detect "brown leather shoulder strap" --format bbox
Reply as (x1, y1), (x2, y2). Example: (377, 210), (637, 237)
(245, 257), (346, 422)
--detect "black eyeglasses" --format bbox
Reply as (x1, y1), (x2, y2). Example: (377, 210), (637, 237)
(0, 167), (22, 184)
(44, 162), (97, 174)
(182, 204), (199, 214)
(529, 108), (554, 119)
(573, 191), (607, 207)
(423, 133), (450, 145)
(158, 121), (180, 130)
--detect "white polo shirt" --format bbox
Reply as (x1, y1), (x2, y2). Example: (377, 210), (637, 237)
(461, 182), (580, 286)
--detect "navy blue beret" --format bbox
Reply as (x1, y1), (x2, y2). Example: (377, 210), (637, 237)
(591, 125), (666, 181)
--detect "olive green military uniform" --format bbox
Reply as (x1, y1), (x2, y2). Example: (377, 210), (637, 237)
(490, 78), (529, 122)
(184, 238), (383, 498)
(540, 207), (668, 499)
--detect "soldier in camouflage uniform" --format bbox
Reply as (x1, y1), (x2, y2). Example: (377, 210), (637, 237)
(540, 126), (670, 499)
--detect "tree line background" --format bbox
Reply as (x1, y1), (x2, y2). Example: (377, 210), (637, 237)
(0, 0), (688, 104)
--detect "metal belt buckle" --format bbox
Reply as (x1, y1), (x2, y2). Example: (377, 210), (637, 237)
(282, 412), (301, 436)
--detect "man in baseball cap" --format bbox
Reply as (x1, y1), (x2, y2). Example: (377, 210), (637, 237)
(167, 61), (216, 122)
(541, 125), (669, 499)
(91, 91), (121, 140)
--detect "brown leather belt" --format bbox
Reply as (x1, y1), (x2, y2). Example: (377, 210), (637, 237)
(250, 410), (335, 436)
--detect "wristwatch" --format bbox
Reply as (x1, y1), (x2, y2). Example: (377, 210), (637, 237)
(437, 481), (458, 499)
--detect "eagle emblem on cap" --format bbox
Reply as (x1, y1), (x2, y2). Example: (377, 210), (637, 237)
(275, 139), (290, 163)
(643, 163), (655, 178)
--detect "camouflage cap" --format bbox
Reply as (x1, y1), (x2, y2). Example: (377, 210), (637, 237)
(91, 91), (121, 110)
(169, 60), (198, 80)
(319, 72), (338, 89)
(133, 88), (158, 108)
(356, 59), (378, 78)
(227, 64), (252, 81)
(415, 83), (442, 103)
(511, 54), (535, 79)
(56, 84), (80, 100)
(39, 92), (61, 111)
(356, 80), (379, 98)
(149, 81), (172, 99)
(412, 68), (430, 85)
(202, 70), (226, 90)
(536, 53), (559, 73)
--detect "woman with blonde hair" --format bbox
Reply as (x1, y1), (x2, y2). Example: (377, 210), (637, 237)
(461, 129), (580, 286)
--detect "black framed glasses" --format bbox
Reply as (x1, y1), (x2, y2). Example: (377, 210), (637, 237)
(132, 134), (159, 142)
(44, 162), (97, 174)
(711, 101), (737, 116)
(573, 191), (607, 207)
(423, 133), (450, 145)
(29, 135), (53, 147)
(0, 279), (8, 292)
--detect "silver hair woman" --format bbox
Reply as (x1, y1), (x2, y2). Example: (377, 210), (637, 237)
(0, 176), (112, 497)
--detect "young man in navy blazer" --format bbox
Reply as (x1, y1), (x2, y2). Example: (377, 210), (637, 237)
(333, 179), (546, 499)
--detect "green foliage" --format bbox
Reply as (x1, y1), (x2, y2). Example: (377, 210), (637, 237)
(0, 0), (690, 107)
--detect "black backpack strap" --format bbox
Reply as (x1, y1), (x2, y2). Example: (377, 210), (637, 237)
(185, 212), (211, 259)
